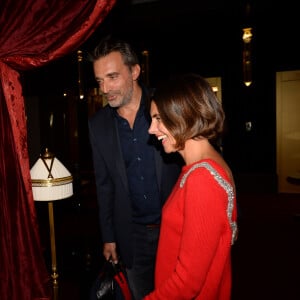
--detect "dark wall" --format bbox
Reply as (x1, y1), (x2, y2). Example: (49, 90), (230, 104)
(23, 1), (300, 193)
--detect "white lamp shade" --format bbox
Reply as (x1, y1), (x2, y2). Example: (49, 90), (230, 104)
(31, 150), (73, 201)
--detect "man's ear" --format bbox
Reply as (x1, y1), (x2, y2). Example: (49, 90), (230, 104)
(132, 64), (141, 80)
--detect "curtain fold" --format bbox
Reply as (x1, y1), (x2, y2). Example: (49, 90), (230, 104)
(0, 0), (116, 299)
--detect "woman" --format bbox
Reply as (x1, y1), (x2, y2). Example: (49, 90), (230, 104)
(144, 73), (238, 300)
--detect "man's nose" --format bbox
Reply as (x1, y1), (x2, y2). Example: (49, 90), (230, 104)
(101, 82), (109, 94)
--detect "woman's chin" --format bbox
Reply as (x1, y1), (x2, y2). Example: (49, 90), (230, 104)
(162, 145), (175, 154)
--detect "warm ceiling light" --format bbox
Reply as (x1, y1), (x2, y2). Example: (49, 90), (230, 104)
(242, 27), (253, 87)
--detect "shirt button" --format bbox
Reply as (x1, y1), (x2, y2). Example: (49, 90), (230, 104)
(137, 157), (141, 161)
(133, 138), (137, 142)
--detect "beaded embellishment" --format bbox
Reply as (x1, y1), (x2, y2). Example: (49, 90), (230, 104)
(180, 162), (238, 245)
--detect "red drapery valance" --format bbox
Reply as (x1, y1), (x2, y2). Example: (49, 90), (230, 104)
(0, 1), (116, 299)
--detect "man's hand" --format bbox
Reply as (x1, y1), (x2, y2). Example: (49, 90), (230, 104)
(103, 242), (118, 263)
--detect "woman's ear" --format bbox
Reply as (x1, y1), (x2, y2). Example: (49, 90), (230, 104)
(132, 64), (141, 80)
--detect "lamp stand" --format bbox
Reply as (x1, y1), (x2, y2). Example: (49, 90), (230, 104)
(48, 201), (59, 299)
(31, 149), (73, 300)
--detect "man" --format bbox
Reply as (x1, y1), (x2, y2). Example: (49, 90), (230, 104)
(88, 36), (182, 299)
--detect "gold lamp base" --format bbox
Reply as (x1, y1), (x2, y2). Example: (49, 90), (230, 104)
(48, 201), (59, 300)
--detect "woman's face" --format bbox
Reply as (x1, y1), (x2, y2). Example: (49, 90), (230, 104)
(148, 101), (177, 153)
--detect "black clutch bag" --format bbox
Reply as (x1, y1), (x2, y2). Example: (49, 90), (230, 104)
(90, 260), (132, 300)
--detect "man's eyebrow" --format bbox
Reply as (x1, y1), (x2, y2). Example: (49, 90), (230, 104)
(96, 72), (118, 79)
(107, 72), (118, 77)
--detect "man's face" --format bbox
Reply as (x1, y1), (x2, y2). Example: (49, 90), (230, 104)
(93, 51), (138, 108)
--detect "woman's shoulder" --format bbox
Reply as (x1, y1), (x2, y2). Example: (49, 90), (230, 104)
(180, 159), (232, 188)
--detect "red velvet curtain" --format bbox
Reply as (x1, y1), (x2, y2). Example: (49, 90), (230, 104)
(0, 1), (116, 299)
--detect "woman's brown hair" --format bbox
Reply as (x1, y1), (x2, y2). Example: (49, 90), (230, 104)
(153, 73), (225, 150)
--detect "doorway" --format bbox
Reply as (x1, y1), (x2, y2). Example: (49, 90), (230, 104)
(276, 70), (300, 193)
